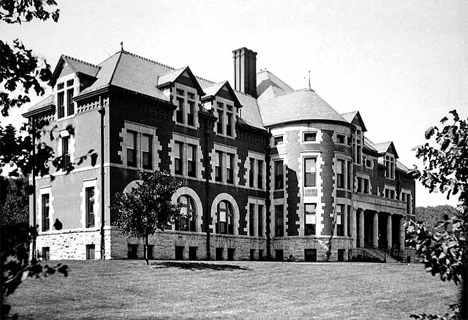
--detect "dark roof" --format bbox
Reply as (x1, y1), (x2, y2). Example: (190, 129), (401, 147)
(373, 141), (399, 158)
(79, 50), (174, 101)
(22, 94), (54, 117)
(396, 160), (410, 172)
(202, 81), (242, 109)
(50, 55), (100, 86)
(235, 91), (264, 130)
(157, 66), (205, 96)
(341, 111), (367, 132)
(257, 70), (294, 96)
(258, 88), (349, 127)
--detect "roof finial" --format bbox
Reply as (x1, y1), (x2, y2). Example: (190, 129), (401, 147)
(120, 41), (124, 51)
(308, 70), (311, 90)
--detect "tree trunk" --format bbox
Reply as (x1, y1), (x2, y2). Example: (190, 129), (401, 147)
(145, 232), (149, 266)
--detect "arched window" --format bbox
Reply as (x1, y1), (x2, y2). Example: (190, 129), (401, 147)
(176, 195), (196, 232)
(217, 200), (233, 234)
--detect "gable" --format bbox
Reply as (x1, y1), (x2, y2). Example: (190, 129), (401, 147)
(58, 63), (75, 79)
(387, 143), (399, 158)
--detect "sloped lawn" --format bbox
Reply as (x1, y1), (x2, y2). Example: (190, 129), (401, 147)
(7, 260), (458, 319)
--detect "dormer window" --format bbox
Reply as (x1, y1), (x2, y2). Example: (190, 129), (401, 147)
(174, 87), (197, 128)
(57, 79), (75, 119)
(216, 102), (235, 138)
(385, 154), (395, 179)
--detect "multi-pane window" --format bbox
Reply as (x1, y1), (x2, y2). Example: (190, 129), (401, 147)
(354, 130), (362, 165)
(304, 158), (316, 187)
(142, 134), (152, 170)
(126, 130), (137, 167)
(336, 159), (345, 189)
(304, 204), (316, 236)
(215, 151), (222, 182)
(42, 194), (50, 231)
(337, 134), (346, 144)
(385, 155), (395, 179)
(249, 203), (255, 236)
(175, 88), (197, 127)
(257, 160), (263, 189)
(217, 200), (233, 234)
(274, 160), (284, 189)
(56, 79), (74, 119)
(303, 132), (317, 142)
(275, 205), (284, 237)
(174, 142), (183, 175)
(176, 195), (196, 232)
(62, 136), (70, 171)
(336, 204), (344, 236)
(226, 153), (234, 184)
(86, 244), (95, 260)
(258, 204), (263, 237)
(357, 177), (370, 193)
(347, 161), (352, 190)
(216, 102), (235, 137)
(85, 187), (95, 228)
(187, 144), (196, 177)
(249, 158), (255, 187)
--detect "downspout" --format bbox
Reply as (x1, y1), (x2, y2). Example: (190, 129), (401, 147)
(31, 116), (37, 261)
(98, 98), (106, 259)
(265, 131), (272, 260)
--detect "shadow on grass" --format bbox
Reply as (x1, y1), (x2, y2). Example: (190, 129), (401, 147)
(152, 261), (250, 271)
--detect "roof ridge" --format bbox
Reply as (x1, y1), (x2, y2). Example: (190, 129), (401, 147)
(341, 111), (359, 116)
(62, 55), (100, 69)
(260, 70), (294, 91)
(374, 141), (392, 145)
(196, 75), (215, 85)
(122, 50), (175, 71)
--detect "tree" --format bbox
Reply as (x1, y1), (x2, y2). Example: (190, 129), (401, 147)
(111, 171), (182, 265)
(407, 110), (467, 320)
(415, 205), (458, 232)
(0, 175), (29, 226)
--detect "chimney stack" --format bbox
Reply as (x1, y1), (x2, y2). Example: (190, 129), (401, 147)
(232, 47), (257, 98)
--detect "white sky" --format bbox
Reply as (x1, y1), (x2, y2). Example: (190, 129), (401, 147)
(2, 0), (467, 207)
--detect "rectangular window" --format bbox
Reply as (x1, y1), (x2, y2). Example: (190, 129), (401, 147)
(174, 142), (183, 175)
(275, 249), (284, 261)
(57, 91), (65, 119)
(226, 113), (233, 137)
(176, 98), (184, 124)
(257, 160), (263, 189)
(42, 194), (50, 231)
(187, 100), (195, 126)
(363, 179), (369, 193)
(189, 246), (197, 260)
(274, 136), (283, 145)
(356, 145), (362, 165)
(67, 88), (74, 116)
(128, 244), (138, 259)
(347, 205), (352, 237)
(62, 136), (70, 171)
(249, 158), (255, 188)
(226, 153), (234, 184)
(175, 246), (184, 260)
(275, 205), (284, 237)
(304, 204), (316, 236)
(249, 203), (255, 236)
(216, 248), (223, 261)
(304, 132), (317, 142)
(337, 159), (345, 188)
(274, 161), (284, 189)
(86, 244), (95, 260)
(228, 248), (235, 261)
(42, 247), (50, 261)
(142, 134), (152, 170)
(336, 204), (344, 236)
(258, 204), (263, 237)
(347, 161), (352, 190)
(85, 187), (95, 228)
(176, 89), (184, 96)
(126, 131), (137, 167)
(338, 249), (345, 261)
(304, 249), (317, 262)
(217, 107), (224, 134)
(357, 177), (363, 192)
(215, 151), (222, 182)
(337, 134), (345, 144)
(187, 144), (196, 177)
(304, 158), (316, 187)
(366, 159), (372, 168)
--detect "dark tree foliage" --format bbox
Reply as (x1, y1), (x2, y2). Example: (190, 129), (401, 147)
(415, 205), (459, 232)
(1, 0), (59, 116)
(407, 110), (467, 320)
(112, 171), (182, 265)
(0, 175), (29, 226)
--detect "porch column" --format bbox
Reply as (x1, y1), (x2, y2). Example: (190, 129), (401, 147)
(358, 209), (364, 248)
(386, 214), (393, 248)
(398, 215), (405, 251)
(350, 207), (357, 248)
(372, 211), (379, 247)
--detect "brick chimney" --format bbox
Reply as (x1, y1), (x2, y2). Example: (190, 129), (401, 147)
(233, 47), (257, 98)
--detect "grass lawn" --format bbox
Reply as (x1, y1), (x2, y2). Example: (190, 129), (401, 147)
(7, 260), (458, 320)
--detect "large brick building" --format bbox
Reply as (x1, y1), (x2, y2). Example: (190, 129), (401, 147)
(24, 47), (415, 262)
